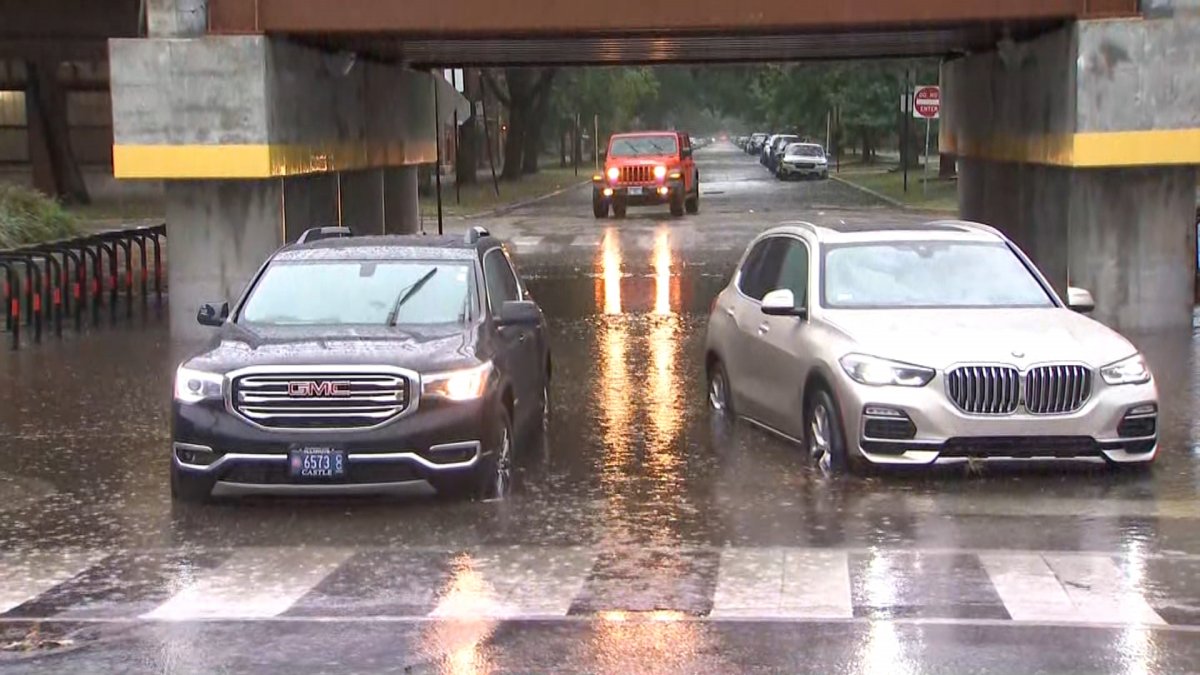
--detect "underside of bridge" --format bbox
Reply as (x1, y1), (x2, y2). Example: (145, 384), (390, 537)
(6, 0), (1199, 334)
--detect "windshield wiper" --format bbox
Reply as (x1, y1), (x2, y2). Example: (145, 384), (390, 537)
(386, 268), (438, 326)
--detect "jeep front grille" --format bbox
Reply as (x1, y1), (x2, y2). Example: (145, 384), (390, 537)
(232, 369), (412, 429)
(946, 366), (1020, 415)
(1025, 365), (1092, 415)
(620, 166), (653, 183)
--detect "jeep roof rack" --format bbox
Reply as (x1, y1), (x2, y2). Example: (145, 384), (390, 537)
(297, 226), (353, 244)
(464, 226), (490, 244)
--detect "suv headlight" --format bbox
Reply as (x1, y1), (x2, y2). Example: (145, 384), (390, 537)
(175, 366), (224, 404)
(840, 354), (934, 387)
(1101, 354), (1151, 385)
(423, 362), (493, 401)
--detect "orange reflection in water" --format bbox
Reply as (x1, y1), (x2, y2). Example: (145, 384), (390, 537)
(421, 553), (497, 675)
(601, 229), (623, 315)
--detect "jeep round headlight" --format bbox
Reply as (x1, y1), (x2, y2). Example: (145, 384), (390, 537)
(653, 165), (667, 180)
(606, 167), (620, 182)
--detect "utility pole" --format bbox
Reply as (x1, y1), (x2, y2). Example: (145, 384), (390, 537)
(432, 75), (444, 235)
(594, 114), (600, 170)
(902, 69), (911, 194)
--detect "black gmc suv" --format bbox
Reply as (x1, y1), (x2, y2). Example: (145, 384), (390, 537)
(171, 227), (550, 502)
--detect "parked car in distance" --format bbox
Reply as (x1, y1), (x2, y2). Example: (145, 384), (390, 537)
(171, 226), (551, 502)
(748, 133), (769, 154)
(592, 131), (700, 218)
(765, 135), (799, 173)
(705, 220), (1157, 473)
(777, 143), (830, 180)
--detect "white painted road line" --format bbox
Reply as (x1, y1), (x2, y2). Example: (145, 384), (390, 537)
(511, 236), (543, 250)
(711, 549), (852, 618)
(979, 553), (1084, 622)
(0, 550), (107, 614)
(142, 547), (353, 621)
(1043, 554), (1166, 626)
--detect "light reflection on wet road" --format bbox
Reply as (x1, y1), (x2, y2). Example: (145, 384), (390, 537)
(1, 145), (1199, 672)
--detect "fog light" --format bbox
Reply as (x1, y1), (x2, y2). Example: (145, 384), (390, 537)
(603, 188), (614, 197)
(657, 186), (669, 196)
(864, 406), (905, 418)
(174, 442), (216, 466)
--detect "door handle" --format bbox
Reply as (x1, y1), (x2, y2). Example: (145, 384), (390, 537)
(757, 322), (770, 335)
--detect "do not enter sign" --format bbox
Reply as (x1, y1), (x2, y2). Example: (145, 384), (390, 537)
(913, 85), (940, 119)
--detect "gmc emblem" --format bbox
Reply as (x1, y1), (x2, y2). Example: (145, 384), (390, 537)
(287, 381), (352, 398)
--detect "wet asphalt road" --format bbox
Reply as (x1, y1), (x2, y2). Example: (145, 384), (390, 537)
(2, 144), (1200, 673)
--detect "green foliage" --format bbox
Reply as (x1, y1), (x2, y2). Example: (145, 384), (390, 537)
(0, 185), (81, 249)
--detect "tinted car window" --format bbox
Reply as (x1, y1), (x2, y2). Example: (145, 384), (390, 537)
(738, 237), (789, 301)
(483, 249), (521, 310)
(239, 260), (472, 326)
(774, 239), (810, 307)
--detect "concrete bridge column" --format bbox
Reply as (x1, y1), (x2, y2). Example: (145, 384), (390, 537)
(111, 3), (455, 335)
(943, 16), (1200, 333)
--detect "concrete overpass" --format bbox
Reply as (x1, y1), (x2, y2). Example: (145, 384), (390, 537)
(11, 0), (1198, 334)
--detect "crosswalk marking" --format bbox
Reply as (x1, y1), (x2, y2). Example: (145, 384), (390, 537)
(1043, 554), (1166, 626)
(0, 547), (1190, 626)
(142, 547), (353, 621)
(0, 550), (106, 614)
(430, 547), (594, 619)
(979, 554), (1086, 622)
(711, 549), (852, 618)
(511, 236), (543, 250)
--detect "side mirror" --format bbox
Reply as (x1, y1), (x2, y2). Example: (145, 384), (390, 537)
(197, 301), (229, 327)
(1067, 287), (1095, 314)
(681, 148), (693, 159)
(496, 300), (541, 327)
(761, 289), (807, 318)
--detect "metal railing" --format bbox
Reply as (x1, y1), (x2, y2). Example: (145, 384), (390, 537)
(1, 224), (166, 350)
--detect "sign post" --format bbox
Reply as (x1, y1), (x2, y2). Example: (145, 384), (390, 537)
(912, 85), (941, 198)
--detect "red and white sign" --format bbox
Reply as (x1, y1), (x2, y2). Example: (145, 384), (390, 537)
(913, 86), (940, 119)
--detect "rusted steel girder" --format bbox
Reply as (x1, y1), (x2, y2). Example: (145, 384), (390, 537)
(209, 0), (1138, 35)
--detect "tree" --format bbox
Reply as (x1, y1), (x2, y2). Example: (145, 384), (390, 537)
(483, 68), (557, 180)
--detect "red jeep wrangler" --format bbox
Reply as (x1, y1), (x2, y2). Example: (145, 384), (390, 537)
(592, 131), (700, 218)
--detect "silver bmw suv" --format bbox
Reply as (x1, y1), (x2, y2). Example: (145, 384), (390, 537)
(704, 220), (1158, 472)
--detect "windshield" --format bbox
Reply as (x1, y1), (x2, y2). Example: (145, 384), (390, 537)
(786, 144), (824, 157)
(239, 260), (473, 326)
(823, 241), (1054, 308)
(608, 135), (679, 157)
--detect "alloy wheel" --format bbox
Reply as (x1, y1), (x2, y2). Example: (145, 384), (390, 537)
(810, 402), (832, 469)
(709, 371), (728, 412)
(493, 427), (513, 499)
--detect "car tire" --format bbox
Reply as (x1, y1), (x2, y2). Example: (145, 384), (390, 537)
(708, 360), (735, 417)
(593, 198), (610, 219)
(805, 386), (859, 475)
(170, 463), (214, 503)
(669, 193), (685, 217)
(612, 200), (627, 219)
(479, 408), (516, 501)
(685, 186), (700, 215)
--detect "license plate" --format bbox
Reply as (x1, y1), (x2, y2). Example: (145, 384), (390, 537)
(627, 186), (643, 196)
(288, 446), (346, 480)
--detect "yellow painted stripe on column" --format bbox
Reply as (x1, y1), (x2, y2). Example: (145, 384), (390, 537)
(113, 140), (436, 179)
(1072, 129), (1200, 167)
(942, 128), (1200, 168)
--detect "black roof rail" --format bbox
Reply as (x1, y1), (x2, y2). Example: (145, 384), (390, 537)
(297, 226), (353, 244)
(464, 226), (490, 244)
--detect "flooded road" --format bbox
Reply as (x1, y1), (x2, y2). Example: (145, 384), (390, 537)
(2, 145), (1200, 673)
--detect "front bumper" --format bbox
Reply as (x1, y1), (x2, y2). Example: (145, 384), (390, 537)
(171, 392), (500, 496)
(594, 180), (683, 205)
(831, 369), (1158, 466)
(779, 163), (827, 176)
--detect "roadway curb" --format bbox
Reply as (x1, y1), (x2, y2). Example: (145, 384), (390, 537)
(463, 179), (592, 220)
(829, 174), (908, 209)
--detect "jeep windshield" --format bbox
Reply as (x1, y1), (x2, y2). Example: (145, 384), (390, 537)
(238, 260), (474, 326)
(609, 135), (678, 157)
